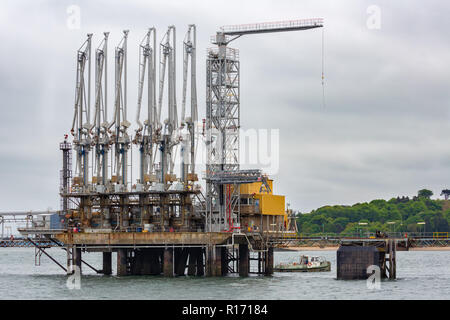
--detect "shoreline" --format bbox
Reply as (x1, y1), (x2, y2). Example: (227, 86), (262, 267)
(408, 247), (450, 251)
(277, 246), (450, 251)
(276, 246), (338, 251)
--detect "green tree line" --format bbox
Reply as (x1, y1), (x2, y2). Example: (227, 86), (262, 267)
(296, 189), (450, 235)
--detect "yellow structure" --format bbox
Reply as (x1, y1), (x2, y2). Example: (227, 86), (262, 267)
(239, 179), (289, 232)
(253, 194), (285, 216)
(240, 180), (273, 195)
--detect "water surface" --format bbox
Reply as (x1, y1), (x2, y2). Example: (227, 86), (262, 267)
(0, 248), (448, 299)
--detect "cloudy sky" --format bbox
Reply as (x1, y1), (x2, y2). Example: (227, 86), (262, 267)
(1, 0), (450, 215)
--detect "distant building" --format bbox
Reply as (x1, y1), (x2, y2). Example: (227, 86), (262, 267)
(50, 214), (63, 229)
(33, 214), (62, 229)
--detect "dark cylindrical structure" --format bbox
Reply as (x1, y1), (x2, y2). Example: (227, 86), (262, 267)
(73, 247), (82, 274)
(163, 248), (174, 277)
(117, 248), (128, 276)
(265, 247), (274, 275)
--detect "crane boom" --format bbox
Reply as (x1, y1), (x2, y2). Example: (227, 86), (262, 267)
(216, 18), (323, 44)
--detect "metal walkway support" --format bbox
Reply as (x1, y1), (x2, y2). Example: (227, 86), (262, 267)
(27, 238), (67, 273)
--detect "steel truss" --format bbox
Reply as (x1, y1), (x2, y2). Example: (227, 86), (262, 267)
(206, 44), (240, 232)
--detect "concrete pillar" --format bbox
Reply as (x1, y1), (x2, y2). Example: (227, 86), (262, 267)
(205, 245), (222, 276)
(102, 251), (112, 275)
(187, 248), (198, 276)
(66, 246), (73, 275)
(139, 249), (151, 275)
(73, 247), (82, 275)
(205, 246), (212, 276)
(258, 252), (262, 274)
(239, 244), (249, 277)
(176, 248), (189, 276)
(197, 248), (205, 276)
(117, 248), (128, 276)
(174, 248), (182, 275)
(221, 247), (228, 276)
(163, 248), (174, 277)
(211, 246), (223, 276)
(149, 249), (162, 275)
(131, 250), (144, 275)
(264, 247), (274, 275)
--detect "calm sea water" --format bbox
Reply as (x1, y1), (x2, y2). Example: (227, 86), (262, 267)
(0, 248), (448, 299)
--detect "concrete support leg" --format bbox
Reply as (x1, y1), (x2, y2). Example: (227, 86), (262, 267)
(379, 252), (387, 279)
(176, 248), (189, 276)
(117, 248), (128, 276)
(196, 248), (205, 276)
(174, 248), (182, 275)
(102, 251), (112, 275)
(131, 250), (144, 275)
(221, 247), (228, 276)
(187, 248), (198, 276)
(159, 249), (165, 273)
(66, 246), (73, 275)
(212, 246), (222, 276)
(205, 246), (212, 276)
(140, 249), (152, 275)
(239, 244), (249, 277)
(149, 249), (162, 275)
(163, 248), (174, 277)
(73, 247), (82, 275)
(206, 245), (223, 276)
(258, 252), (262, 274)
(264, 247), (274, 275)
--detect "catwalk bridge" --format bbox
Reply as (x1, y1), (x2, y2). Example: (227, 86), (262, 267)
(2, 231), (448, 249)
(268, 232), (450, 249)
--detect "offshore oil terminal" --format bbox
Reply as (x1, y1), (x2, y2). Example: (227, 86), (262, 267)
(3, 18), (437, 280)
(9, 19), (324, 277)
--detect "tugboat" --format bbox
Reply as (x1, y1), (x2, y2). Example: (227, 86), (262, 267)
(274, 255), (331, 272)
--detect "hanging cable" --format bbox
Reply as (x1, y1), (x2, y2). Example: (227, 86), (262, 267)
(321, 26), (325, 108)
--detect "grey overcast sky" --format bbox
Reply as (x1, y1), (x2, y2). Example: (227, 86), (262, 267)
(1, 0), (450, 214)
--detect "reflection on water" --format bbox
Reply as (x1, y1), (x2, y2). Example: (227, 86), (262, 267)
(0, 248), (448, 299)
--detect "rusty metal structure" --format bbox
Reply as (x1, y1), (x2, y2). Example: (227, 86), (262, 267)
(18, 20), (324, 277)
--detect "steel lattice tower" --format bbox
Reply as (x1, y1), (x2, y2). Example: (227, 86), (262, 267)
(206, 35), (240, 232)
(206, 19), (323, 232)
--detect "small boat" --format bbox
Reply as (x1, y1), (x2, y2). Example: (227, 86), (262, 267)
(274, 255), (331, 272)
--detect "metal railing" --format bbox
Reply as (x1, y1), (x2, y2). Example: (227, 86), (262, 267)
(269, 231), (449, 240)
(207, 47), (239, 61)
